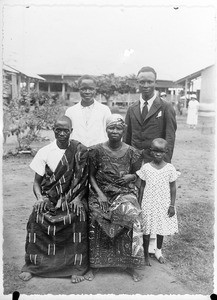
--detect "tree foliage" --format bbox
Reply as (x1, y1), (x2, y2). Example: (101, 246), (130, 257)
(3, 90), (62, 151)
(96, 74), (137, 106)
(66, 74), (137, 106)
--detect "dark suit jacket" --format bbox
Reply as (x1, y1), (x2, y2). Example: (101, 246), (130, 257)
(123, 95), (177, 163)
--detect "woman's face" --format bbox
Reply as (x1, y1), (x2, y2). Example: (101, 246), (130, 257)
(106, 124), (124, 142)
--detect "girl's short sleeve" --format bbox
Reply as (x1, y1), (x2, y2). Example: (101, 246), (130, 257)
(169, 164), (178, 182)
(136, 165), (147, 181)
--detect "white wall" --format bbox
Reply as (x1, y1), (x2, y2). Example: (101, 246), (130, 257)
(200, 65), (216, 104)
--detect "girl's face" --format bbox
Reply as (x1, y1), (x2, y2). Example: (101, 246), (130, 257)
(150, 142), (167, 163)
(106, 124), (124, 142)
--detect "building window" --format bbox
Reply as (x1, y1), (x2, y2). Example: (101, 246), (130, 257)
(50, 83), (62, 92)
(39, 82), (48, 92)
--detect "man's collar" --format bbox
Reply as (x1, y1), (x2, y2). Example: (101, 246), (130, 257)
(53, 140), (70, 150)
(140, 91), (157, 107)
(80, 99), (96, 108)
(140, 91), (157, 102)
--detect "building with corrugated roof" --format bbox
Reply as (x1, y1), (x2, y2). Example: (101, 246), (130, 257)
(175, 64), (216, 105)
(38, 73), (183, 106)
(3, 64), (45, 101)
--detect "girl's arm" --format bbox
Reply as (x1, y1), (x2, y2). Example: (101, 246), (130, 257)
(138, 178), (146, 206)
(89, 160), (108, 212)
(168, 180), (176, 217)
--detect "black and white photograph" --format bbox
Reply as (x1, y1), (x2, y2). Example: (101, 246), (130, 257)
(1, 0), (216, 299)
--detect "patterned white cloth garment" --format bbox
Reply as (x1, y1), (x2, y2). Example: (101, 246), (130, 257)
(136, 163), (178, 235)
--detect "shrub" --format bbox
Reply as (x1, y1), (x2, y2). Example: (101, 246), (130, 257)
(3, 90), (63, 151)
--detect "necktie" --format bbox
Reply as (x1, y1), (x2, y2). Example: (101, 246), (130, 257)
(142, 101), (148, 120)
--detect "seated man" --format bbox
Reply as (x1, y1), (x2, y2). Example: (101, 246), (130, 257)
(19, 116), (89, 283)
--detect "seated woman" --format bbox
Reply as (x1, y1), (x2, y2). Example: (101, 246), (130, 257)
(85, 114), (144, 282)
(19, 116), (89, 283)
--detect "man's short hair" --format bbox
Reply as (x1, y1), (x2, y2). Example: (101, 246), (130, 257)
(137, 66), (157, 78)
(54, 115), (72, 129)
(78, 75), (97, 87)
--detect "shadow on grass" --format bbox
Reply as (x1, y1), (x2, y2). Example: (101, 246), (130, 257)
(164, 201), (214, 294)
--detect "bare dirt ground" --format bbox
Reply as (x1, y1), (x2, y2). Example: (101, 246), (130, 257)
(2, 115), (215, 296)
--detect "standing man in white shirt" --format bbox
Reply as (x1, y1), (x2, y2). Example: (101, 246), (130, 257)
(65, 75), (111, 147)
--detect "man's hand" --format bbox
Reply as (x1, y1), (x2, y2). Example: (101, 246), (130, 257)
(34, 198), (49, 213)
(168, 206), (175, 217)
(72, 197), (85, 217)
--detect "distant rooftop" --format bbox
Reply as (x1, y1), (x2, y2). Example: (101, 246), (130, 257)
(175, 65), (214, 84)
(3, 64), (45, 81)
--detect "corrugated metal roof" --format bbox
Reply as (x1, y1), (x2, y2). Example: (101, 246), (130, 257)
(3, 64), (45, 81)
(3, 64), (19, 73)
(156, 80), (182, 88)
(174, 65), (214, 84)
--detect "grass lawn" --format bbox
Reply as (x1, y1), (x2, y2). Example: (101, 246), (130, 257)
(164, 115), (215, 294)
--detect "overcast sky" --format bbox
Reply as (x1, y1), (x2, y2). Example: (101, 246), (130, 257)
(2, 1), (216, 80)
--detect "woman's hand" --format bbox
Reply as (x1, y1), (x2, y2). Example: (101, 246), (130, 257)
(34, 197), (49, 213)
(72, 197), (85, 218)
(116, 174), (136, 185)
(168, 206), (175, 217)
(98, 193), (109, 213)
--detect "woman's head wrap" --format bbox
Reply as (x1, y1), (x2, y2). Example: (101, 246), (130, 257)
(106, 114), (125, 129)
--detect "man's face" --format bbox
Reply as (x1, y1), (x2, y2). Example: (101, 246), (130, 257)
(137, 71), (156, 100)
(53, 120), (72, 144)
(79, 79), (96, 104)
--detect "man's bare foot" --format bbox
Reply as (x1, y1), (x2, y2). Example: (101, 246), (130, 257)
(125, 268), (143, 282)
(19, 272), (33, 281)
(71, 275), (85, 283)
(145, 257), (152, 266)
(84, 268), (99, 281)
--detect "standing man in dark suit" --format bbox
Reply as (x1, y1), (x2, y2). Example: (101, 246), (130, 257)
(124, 66), (177, 163)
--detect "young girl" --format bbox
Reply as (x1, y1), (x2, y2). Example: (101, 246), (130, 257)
(136, 138), (178, 266)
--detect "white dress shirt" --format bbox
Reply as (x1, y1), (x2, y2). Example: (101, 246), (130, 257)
(81, 102), (95, 126)
(65, 100), (111, 147)
(140, 91), (157, 113)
